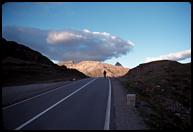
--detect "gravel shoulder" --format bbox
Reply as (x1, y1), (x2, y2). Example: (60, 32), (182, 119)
(111, 78), (148, 130)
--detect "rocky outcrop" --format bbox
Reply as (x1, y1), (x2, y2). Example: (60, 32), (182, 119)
(115, 62), (122, 66)
(58, 60), (74, 67)
(59, 60), (129, 77)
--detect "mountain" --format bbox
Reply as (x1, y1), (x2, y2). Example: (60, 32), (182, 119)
(115, 62), (122, 66)
(1, 38), (87, 86)
(121, 60), (191, 129)
(59, 60), (129, 77)
(58, 60), (74, 67)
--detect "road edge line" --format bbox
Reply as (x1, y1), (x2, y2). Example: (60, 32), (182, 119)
(104, 77), (111, 130)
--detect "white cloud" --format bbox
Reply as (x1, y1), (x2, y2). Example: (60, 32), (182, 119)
(92, 31), (100, 35)
(3, 26), (134, 62)
(83, 29), (90, 33)
(47, 31), (83, 44)
(51, 59), (59, 64)
(111, 36), (116, 40)
(101, 32), (110, 36)
(145, 49), (191, 63)
(127, 40), (135, 46)
(46, 29), (134, 51)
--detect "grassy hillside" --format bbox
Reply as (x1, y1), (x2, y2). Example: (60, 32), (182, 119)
(120, 60), (191, 129)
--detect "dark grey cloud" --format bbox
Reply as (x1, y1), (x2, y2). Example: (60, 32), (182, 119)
(2, 26), (134, 62)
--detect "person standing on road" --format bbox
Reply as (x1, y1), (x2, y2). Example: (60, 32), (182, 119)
(103, 70), (107, 78)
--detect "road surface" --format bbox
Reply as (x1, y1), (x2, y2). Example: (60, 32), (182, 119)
(2, 77), (111, 130)
(2, 80), (71, 107)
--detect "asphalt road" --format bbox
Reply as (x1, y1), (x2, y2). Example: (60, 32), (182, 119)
(2, 80), (71, 107)
(2, 77), (111, 130)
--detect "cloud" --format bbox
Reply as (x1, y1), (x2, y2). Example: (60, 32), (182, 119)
(127, 40), (135, 46)
(145, 49), (191, 63)
(2, 26), (134, 62)
(51, 59), (59, 64)
(47, 31), (84, 44)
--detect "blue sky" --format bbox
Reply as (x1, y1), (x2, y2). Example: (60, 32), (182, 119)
(2, 2), (191, 68)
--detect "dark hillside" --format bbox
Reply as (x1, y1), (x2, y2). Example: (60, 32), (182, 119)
(121, 60), (191, 129)
(1, 38), (87, 86)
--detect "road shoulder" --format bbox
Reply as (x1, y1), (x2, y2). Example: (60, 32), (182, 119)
(111, 78), (148, 130)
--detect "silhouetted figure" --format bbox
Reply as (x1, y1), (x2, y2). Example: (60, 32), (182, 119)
(103, 70), (107, 78)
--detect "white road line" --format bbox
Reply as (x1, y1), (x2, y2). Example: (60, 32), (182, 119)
(3, 82), (73, 110)
(3, 78), (90, 110)
(15, 78), (97, 130)
(104, 78), (111, 130)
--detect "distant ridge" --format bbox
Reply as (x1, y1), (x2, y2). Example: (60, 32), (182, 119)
(59, 60), (129, 77)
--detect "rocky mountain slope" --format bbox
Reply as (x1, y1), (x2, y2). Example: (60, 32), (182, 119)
(1, 38), (87, 86)
(59, 61), (129, 77)
(121, 60), (191, 129)
(115, 62), (122, 66)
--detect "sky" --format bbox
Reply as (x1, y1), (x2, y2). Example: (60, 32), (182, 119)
(2, 2), (191, 68)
